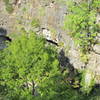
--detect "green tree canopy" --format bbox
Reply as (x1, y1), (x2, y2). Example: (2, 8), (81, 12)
(0, 30), (87, 100)
(0, 30), (60, 99)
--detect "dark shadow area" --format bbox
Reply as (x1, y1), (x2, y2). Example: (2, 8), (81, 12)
(0, 27), (12, 50)
(0, 35), (12, 42)
(86, 84), (100, 99)
(46, 39), (58, 46)
(0, 27), (7, 36)
(95, 84), (100, 88)
(59, 49), (100, 98)
(58, 49), (74, 72)
(58, 49), (81, 88)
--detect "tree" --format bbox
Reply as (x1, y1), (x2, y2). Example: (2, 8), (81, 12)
(0, 30), (88, 100)
(0, 30), (60, 99)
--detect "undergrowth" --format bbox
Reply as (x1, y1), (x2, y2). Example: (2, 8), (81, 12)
(64, 0), (100, 62)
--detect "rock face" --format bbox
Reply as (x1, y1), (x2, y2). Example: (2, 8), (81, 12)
(0, 0), (100, 83)
(86, 52), (100, 84)
(93, 44), (100, 54)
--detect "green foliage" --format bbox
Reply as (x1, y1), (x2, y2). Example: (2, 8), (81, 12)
(64, 0), (99, 94)
(3, 0), (9, 4)
(0, 30), (60, 99)
(0, 30), (90, 100)
(31, 19), (40, 28)
(0, 0), (100, 98)
(3, 0), (14, 13)
(64, 0), (99, 54)
(5, 3), (14, 13)
(36, 73), (79, 100)
(88, 88), (100, 100)
(80, 70), (95, 94)
(80, 52), (89, 63)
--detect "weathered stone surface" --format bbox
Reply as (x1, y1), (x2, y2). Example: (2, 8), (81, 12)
(86, 52), (100, 84)
(96, 14), (100, 24)
(93, 44), (100, 54)
(0, 0), (5, 12)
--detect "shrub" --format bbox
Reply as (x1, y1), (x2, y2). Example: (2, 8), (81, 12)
(64, 0), (100, 54)
(0, 30), (88, 100)
(0, 30), (60, 99)
(80, 70), (95, 94)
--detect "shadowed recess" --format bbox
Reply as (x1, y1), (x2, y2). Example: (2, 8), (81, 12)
(0, 27), (7, 36)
